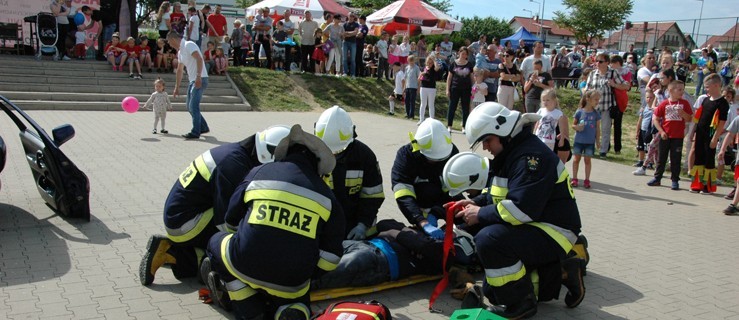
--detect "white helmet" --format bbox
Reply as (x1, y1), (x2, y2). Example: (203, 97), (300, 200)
(465, 102), (542, 150)
(442, 152), (490, 196)
(315, 106), (355, 154)
(255, 125), (291, 163)
(413, 118), (453, 161)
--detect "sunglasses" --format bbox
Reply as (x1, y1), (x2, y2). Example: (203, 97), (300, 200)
(597, 60), (607, 63)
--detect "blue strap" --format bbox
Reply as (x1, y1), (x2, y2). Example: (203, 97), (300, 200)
(368, 238), (400, 281)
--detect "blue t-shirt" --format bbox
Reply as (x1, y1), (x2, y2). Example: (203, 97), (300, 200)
(640, 105), (654, 131)
(573, 109), (601, 144)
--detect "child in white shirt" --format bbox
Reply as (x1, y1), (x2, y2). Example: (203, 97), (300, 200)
(472, 68), (488, 108)
(387, 62), (404, 115)
(535, 89), (568, 153)
(143, 79), (173, 134)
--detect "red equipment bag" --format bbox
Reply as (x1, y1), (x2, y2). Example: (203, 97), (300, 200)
(313, 300), (392, 320)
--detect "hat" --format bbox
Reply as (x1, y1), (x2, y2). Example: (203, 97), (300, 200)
(273, 124), (335, 176)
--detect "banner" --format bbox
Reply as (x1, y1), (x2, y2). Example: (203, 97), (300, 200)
(0, 0), (100, 46)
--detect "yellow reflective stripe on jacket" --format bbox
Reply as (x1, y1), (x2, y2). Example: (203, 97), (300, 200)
(165, 208), (214, 243)
(317, 250), (341, 272)
(194, 150), (217, 182)
(332, 308), (381, 320)
(485, 261), (526, 287)
(497, 199), (533, 226)
(490, 176), (508, 204)
(323, 173), (334, 189)
(244, 180), (332, 221)
(360, 184), (385, 199)
(178, 163), (198, 188)
(248, 200), (321, 239)
(556, 161), (575, 199)
(529, 222), (578, 253)
(393, 183), (416, 199)
(221, 234), (310, 299)
(225, 280), (258, 301)
(345, 170), (364, 194)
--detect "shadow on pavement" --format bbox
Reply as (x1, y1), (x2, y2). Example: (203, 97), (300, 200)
(140, 138), (160, 142)
(583, 181), (697, 207)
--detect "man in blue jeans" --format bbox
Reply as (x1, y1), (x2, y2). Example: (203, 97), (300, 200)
(168, 31), (210, 139)
(342, 14), (359, 77)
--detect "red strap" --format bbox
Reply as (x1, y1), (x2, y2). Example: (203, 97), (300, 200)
(429, 201), (465, 309)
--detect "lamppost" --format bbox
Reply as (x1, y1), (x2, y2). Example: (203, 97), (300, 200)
(530, 0), (545, 39)
(696, 0), (705, 48)
(523, 9), (534, 18)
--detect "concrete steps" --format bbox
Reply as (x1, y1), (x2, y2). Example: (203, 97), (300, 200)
(0, 55), (251, 111)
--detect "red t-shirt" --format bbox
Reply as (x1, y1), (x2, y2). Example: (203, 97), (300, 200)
(654, 98), (693, 139)
(207, 13), (227, 36)
(105, 43), (126, 56)
(138, 45), (150, 54)
(124, 44), (140, 56)
(170, 12), (186, 33)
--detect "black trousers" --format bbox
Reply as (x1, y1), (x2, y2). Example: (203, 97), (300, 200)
(654, 137), (684, 182)
(377, 57), (389, 80)
(300, 44), (314, 72)
(612, 108), (624, 153)
(232, 47), (243, 66)
(56, 23), (69, 58)
(447, 87), (471, 127)
(253, 35), (272, 69)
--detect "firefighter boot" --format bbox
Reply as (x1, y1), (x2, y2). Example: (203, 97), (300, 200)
(486, 293), (537, 319)
(139, 235), (177, 285)
(207, 271), (232, 311)
(460, 284), (484, 309)
(568, 234), (589, 275)
(562, 257), (586, 308)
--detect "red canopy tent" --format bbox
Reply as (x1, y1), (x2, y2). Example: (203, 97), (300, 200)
(366, 0), (462, 36)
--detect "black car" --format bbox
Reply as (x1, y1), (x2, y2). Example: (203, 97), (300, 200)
(0, 96), (90, 221)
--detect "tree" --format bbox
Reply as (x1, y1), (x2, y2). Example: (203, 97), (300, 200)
(458, 16), (512, 43)
(350, 0), (452, 17)
(235, 0), (261, 9)
(553, 0), (634, 48)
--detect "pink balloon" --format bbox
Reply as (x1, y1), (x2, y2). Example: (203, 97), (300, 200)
(121, 96), (139, 113)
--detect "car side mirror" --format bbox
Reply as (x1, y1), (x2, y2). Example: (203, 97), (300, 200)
(52, 124), (75, 146)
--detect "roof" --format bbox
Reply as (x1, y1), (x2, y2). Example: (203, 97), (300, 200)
(509, 16), (574, 37)
(604, 21), (680, 46)
(701, 23), (739, 48)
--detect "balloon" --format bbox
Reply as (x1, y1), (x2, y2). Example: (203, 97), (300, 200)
(74, 13), (85, 26)
(121, 96), (139, 113)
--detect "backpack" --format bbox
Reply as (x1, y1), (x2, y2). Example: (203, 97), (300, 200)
(721, 65), (732, 77)
(313, 300), (391, 320)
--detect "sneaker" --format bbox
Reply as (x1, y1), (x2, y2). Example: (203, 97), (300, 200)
(462, 128), (466, 134)
(725, 188), (735, 200)
(561, 258), (586, 308)
(136, 74), (143, 79)
(647, 178), (661, 186)
(139, 235), (175, 286)
(129, 73), (134, 79)
(182, 133), (200, 139)
(152, 129), (157, 134)
(112, 66), (118, 71)
(387, 111), (394, 115)
(599, 152), (607, 158)
(723, 204), (739, 215)
(633, 160), (644, 167)
(62, 55), (71, 61)
(632, 167), (646, 175)
(571, 178), (579, 188)
(583, 179), (591, 189)
(716, 179), (724, 186)
(671, 181), (679, 190)
(160, 129), (168, 134)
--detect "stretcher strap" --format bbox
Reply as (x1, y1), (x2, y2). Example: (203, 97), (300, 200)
(429, 201), (464, 309)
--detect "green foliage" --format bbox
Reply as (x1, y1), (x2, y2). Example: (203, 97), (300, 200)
(234, 0), (261, 9)
(229, 67), (312, 111)
(553, 0), (634, 48)
(457, 16), (512, 44)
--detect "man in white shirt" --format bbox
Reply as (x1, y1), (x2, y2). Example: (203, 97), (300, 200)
(186, 6), (201, 48)
(375, 32), (389, 80)
(298, 11), (319, 72)
(440, 35), (453, 62)
(168, 31), (210, 139)
(520, 41), (551, 83)
(282, 10), (295, 67)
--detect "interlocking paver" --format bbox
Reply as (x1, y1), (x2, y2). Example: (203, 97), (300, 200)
(1, 110), (739, 319)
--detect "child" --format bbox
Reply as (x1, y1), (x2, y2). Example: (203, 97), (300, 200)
(388, 62), (403, 115)
(214, 48), (228, 75)
(73, 24), (86, 60)
(376, 32), (389, 81)
(138, 37), (153, 73)
(403, 55), (420, 119)
(240, 25), (252, 65)
(690, 74), (729, 194)
(272, 21), (287, 71)
(221, 36), (232, 61)
(398, 36), (410, 68)
(647, 80), (693, 190)
(155, 38), (169, 72)
(104, 34), (127, 71)
(472, 68), (488, 108)
(124, 37), (142, 79)
(717, 86), (739, 184)
(579, 68), (592, 96)
(203, 41), (216, 74)
(388, 35), (400, 76)
(633, 88), (658, 174)
(571, 89), (602, 189)
(142, 78), (172, 134)
(718, 88), (739, 213)
(535, 89), (569, 154)
(312, 29), (325, 75)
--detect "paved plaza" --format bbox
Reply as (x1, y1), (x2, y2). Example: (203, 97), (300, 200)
(1, 110), (738, 319)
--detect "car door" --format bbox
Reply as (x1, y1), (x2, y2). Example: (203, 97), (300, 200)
(0, 96), (90, 221)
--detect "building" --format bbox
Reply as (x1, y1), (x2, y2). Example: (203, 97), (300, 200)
(508, 16), (576, 47)
(701, 23), (739, 51)
(604, 22), (693, 52)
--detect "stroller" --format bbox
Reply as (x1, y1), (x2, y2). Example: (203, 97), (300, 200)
(35, 12), (59, 60)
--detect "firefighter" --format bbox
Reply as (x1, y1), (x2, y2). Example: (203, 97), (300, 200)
(315, 106), (385, 240)
(391, 118), (460, 240)
(204, 124), (345, 320)
(452, 103), (585, 318)
(139, 125), (291, 286)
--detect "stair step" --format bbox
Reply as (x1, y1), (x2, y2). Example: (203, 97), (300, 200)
(1, 74), (234, 88)
(0, 83), (236, 95)
(0, 91), (241, 104)
(11, 100), (251, 112)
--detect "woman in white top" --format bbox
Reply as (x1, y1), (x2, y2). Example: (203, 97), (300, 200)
(157, 1), (171, 39)
(398, 36), (410, 67)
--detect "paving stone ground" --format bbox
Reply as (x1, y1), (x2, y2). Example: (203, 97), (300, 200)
(1, 110), (738, 319)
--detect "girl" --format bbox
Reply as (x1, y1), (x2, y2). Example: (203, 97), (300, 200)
(535, 89), (570, 155)
(142, 78), (172, 134)
(156, 1), (171, 40)
(446, 47), (475, 133)
(571, 89), (602, 189)
(418, 55), (441, 123)
(155, 38), (168, 72)
(203, 41), (216, 74)
(398, 36), (410, 68)
(312, 29), (325, 75)
(105, 34), (127, 71)
(138, 37), (153, 73)
(388, 35), (400, 75)
(471, 68), (488, 108)
(240, 25), (251, 66)
(579, 68), (592, 95)
(214, 48), (228, 75)
(124, 37), (142, 79)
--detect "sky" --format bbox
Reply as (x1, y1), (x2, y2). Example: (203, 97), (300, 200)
(448, 0), (739, 45)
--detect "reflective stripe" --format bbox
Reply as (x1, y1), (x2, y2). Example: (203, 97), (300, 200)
(485, 261), (526, 287)
(317, 250), (341, 272)
(323, 173), (333, 189)
(221, 234), (310, 299)
(360, 184), (385, 199)
(491, 176), (508, 188)
(529, 222), (578, 253)
(345, 170), (364, 195)
(490, 176), (508, 204)
(393, 183), (416, 199)
(165, 208), (214, 243)
(497, 199), (533, 226)
(225, 280), (258, 301)
(557, 162), (576, 199)
(346, 170), (364, 179)
(276, 303), (310, 320)
(248, 200), (321, 239)
(194, 150), (217, 182)
(245, 180), (332, 221)
(332, 308), (381, 320)
(178, 163), (198, 188)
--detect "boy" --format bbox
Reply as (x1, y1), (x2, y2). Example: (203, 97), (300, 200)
(272, 21), (287, 71)
(720, 87), (738, 200)
(74, 24), (86, 60)
(691, 74), (730, 193)
(387, 62), (403, 115)
(376, 32), (389, 81)
(717, 86), (739, 184)
(647, 80), (693, 190)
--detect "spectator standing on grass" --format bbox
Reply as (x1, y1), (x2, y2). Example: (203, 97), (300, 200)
(524, 60), (553, 113)
(440, 35), (453, 63)
(298, 11), (318, 73)
(230, 20), (243, 66)
(355, 16), (369, 77)
(476, 44), (501, 102)
(341, 14), (359, 77)
(497, 49), (521, 109)
(445, 47), (475, 134)
(403, 55), (420, 119)
(417, 35), (427, 65)
(471, 69), (488, 109)
(388, 62), (404, 115)
(469, 34), (486, 57)
(324, 14), (344, 76)
(281, 10), (295, 68)
(520, 42), (551, 88)
(376, 32), (389, 80)
(419, 55), (441, 123)
(253, 7), (273, 69)
(311, 29), (325, 75)
(721, 55), (734, 87)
